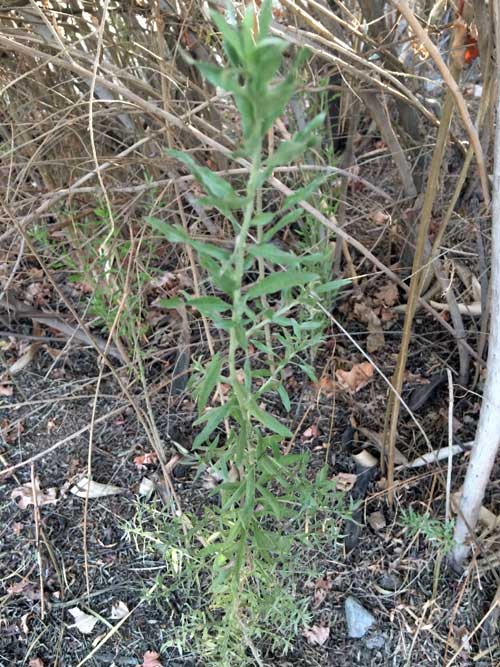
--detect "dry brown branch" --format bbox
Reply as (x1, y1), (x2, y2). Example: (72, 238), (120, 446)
(391, 0), (490, 205)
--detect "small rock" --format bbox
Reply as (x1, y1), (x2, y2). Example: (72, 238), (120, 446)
(365, 634), (386, 650)
(378, 572), (401, 591)
(367, 510), (386, 531)
(345, 596), (375, 638)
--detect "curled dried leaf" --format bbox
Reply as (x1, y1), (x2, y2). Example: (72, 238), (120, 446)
(70, 477), (124, 499)
(336, 362), (374, 393)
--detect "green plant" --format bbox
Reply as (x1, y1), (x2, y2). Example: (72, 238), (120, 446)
(31, 206), (152, 345)
(401, 507), (455, 555)
(144, 2), (347, 663)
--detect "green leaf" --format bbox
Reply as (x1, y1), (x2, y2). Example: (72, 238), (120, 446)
(210, 10), (244, 65)
(246, 270), (319, 300)
(197, 353), (223, 411)
(220, 480), (246, 512)
(157, 297), (183, 309)
(314, 278), (351, 294)
(249, 401), (292, 437)
(298, 362), (318, 383)
(187, 295), (231, 317)
(167, 149), (240, 203)
(193, 402), (232, 448)
(248, 243), (299, 265)
(262, 116), (326, 175)
(240, 5), (256, 58)
(195, 61), (240, 95)
(272, 315), (296, 327)
(250, 212), (275, 227)
(199, 255), (236, 295)
(256, 483), (282, 519)
(250, 339), (271, 354)
(147, 217), (189, 243)
(148, 217), (230, 261)
(277, 384), (291, 412)
(248, 39), (287, 84)
(257, 0), (273, 41)
(262, 208), (304, 242)
(283, 173), (330, 208)
(243, 466), (255, 516)
(234, 91), (258, 146)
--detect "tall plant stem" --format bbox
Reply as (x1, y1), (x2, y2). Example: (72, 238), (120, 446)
(228, 148), (262, 454)
(383, 54), (462, 503)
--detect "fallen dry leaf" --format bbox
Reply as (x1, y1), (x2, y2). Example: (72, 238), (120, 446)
(371, 210), (390, 225)
(302, 424), (320, 441)
(375, 282), (399, 307)
(70, 477), (124, 499)
(336, 362), (374, 393)
(110, 600), (129, 620)
(333, 472), (357, 492)
(68, 607), (98, 635)
(316, 374), (335, 397)
(13, 522), (23, 535)
(302, 625), (330, 646)
(21, 612), (30, 635)
(353, 302), (385, 353)
(367, 510), (386, 531)
(366, 314), (385, 353)
(133, 452), (158, 469)
(29, 658), (45, 667)
(11, 477), (57, 510)
(7, 579), (32, 596)
(140, 651), (163, 667)
(312, 577), (332, 608)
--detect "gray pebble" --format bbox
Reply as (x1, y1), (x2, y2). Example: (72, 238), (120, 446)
(344, 596), (375, 638)
(378, 572), (401, 591)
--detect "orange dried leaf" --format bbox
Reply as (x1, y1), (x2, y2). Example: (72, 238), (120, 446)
(133, 452), (158, 469)
(316, 375), (335, 397)
(336, 362), (374, 393)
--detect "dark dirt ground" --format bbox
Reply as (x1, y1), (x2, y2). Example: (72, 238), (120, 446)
(0, 307), (498, 667)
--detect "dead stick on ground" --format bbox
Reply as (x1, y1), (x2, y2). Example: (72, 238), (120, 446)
(31, 463), (45, 621)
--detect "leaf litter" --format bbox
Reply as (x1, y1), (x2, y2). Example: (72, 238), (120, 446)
(11, 477), (57, 509)
(68, 607), (99, 635)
